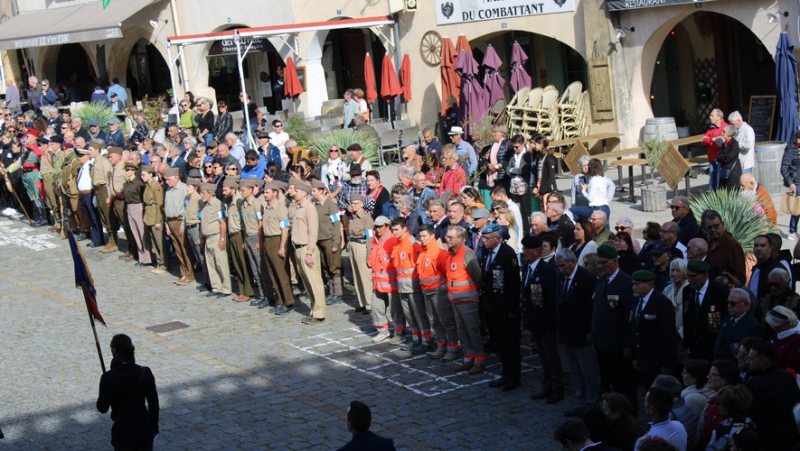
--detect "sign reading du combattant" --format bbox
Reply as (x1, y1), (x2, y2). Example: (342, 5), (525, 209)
(435, 0), (575, 26)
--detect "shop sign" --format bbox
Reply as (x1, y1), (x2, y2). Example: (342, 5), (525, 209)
(435, 0), (575, 26)
(607, 0), (717, 11)
(0, 27), (122, 50)
(209, 38), (268, 56)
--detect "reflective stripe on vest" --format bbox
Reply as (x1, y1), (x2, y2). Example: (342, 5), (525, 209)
(446, 246), (479, 302)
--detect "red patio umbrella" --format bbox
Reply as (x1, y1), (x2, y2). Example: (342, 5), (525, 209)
(380, 54), (402, 122)
(456, 34), (472, 56)
(364, 53), (378, 105)
(400, 53), (412, 102)
(284, 57), (304, 99)
(440, 36), (459, 116)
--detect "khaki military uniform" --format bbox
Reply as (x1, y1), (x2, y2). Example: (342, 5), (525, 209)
(39, 148), (58, 229)
(184, 192), (205, 278)
(240, 194), (272, 302)
(292, 198), (326, 319)
(348, 209), (374, 309)
(225, 193), (254, 298)
(62, 153), (88, 234)
(315, 197), (343, 298)
(110, 161), (133, 254)
(91, 155), (114, 249)
(201, 197), (232, 295)
(262, 196), (294, 307)
(143, 179), (167, 271)
(165, 181), (193, 281)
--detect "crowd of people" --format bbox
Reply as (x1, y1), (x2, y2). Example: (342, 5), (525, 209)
(4, 86), (800, 451)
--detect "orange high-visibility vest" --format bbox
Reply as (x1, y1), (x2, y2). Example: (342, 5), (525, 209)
(369, 235), (398, 293)
(392, 234), (421, 293)
(445, 245), (479, 303)
(416, 243), (447, 291)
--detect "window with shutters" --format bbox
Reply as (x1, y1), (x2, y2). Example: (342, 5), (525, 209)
(589, 57), (614, 121)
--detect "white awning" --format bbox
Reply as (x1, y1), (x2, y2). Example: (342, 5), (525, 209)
(0, 0), (158, 50)
(167, 16), (395, 46)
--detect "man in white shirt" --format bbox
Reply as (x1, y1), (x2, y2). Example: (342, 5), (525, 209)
(729, 111), (755, 174)
(224, 133), (246, 167)
(76, 148), (104, 247)
(635, 386), (688, 451)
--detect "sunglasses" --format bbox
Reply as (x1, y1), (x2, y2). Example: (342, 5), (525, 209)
(274, 124), (283, 128)
(614, 226), (629, 231)
(767, 282), (783, 287)
(670, 205), (683, 210)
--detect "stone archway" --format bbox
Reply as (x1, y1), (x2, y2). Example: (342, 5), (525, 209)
(107, 26), (170, 89)
(38, 42), (99, 88)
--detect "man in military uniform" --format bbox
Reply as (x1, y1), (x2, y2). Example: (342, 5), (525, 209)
(89, 140), (115, 252)
(184, 178), (206, 288)
(346, 193), (373, 313)
(62, 142), (88, 240)
(200, 182), (232, 297)
(311, 179), (344, 305)
(164, 167), (193, 284)
(592, 244), (638, 410)
(108, 147), (133, 258)
(22, 136), (45, 226)
(290, 177), (326, 325)
(239, 178), (272, 307)
(39, 136), (59, 231)
(123, 161), (151, 266)
(480, 222), (521, 390)
(140, 165), (167, 274)
(76, 147), (104, 247)
(683, 259), (729, 360)
(261, 180), (294, 314)
(222, 177), (255, 302)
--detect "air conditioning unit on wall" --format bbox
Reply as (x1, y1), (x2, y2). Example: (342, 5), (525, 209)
(405, 0), (417, 12)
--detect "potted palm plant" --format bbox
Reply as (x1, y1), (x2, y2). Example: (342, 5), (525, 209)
(639, 136), (669, 212)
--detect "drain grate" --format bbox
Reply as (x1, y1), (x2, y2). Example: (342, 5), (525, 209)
(146, 321), (190, 333)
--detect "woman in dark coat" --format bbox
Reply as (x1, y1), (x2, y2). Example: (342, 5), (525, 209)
(507, 133), (532, 235)
(534, 134), (558, 206)
(716, 124), (742, 191)
(780, 131), (800, 236)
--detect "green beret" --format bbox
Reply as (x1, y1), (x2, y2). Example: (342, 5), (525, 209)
(596, 244), (618, 259)
(632, 270), (655, 282)
(687, 259), (711, 273)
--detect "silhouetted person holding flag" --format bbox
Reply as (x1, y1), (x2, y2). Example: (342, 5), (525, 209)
(96, 334), (159, 451)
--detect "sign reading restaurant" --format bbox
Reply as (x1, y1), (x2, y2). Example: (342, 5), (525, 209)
(435, 0), (575, 26)
(606, 0), (717, 11)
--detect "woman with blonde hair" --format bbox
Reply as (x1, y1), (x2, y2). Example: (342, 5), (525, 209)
(353, 88), (369, 123)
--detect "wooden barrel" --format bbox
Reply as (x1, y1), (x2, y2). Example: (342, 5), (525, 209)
(643, 117), (679, 142)
(754, 141), (785, 196)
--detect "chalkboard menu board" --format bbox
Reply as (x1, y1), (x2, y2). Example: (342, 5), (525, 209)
(748, 95), (777, 142)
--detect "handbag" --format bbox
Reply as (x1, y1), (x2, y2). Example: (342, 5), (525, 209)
(781, 192), (800, 216)
(509, 176), (528, 196)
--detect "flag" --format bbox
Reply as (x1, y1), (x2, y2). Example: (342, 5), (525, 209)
(67, 231), (106, 326)
(103, 0), (111, 8)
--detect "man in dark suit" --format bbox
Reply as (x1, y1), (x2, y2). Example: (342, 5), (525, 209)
(96, 334), (159, 451)
(556, 248), (600, 416)
(626, 270), (677, 389)
(337, 401), (396, 451)
(521, 235), (562, 403)
(592, 245), (638, 410)
(749, 235), (784, 318)
(670, 196), (698, 246)
(480, 223), (522, 391)
(713, 288), (763, 361)
(683, 259), (729, 360)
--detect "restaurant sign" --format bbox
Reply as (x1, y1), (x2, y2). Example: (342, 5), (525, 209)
(607, 0), (717, 11)
(435, 0), (575, 26)
(209, 38), (268, 56)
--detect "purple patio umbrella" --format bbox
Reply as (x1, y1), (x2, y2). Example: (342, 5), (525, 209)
(481, 44), (506, 105)
(455, 49), (488, 140)
(509, 41), (532, 92)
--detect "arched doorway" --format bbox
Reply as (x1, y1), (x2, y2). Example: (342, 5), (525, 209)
(56, 43), (96, 101)
(207, 26), (283, 113)
(649, 12), (776, 136)
(322, 27), (388, 117)
(127, 39), (170, 100)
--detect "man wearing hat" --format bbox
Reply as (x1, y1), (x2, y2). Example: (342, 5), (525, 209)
(480, 221), (521, 385)
(648, 243), (673, 292)
(449, 126), (477, 178)
(554, 248), (600, 416)
(164, 168), (193, 284)
(468, 207), (491, 257)
(439, 144), (466, 197)
(368, 215), (402, 342)
(238, 178), (271, 307)
(261, 180), (295, 314)
(222, 177), (255, 302)
(339, 163), (368, 210)
(74, 147), (103, 246)
(344, 144), (372, 182)
(683, 259), (729, 361)
(141, 165), (167, 273)
(346, 193), (373, 314)
(123, 161), (151, 266)
(626, 269), (677, 389)
(88, 120), (108, 144)
(21, 138), (46, 226)
(521, 235), (562, 403)
(89, 140), (116, 252)
(108, 147), (134, 257)
(290, 177), (326, 324)
(39, 135), (60, 231)
(109, 92), (125, 113)
(199, 182), (232, 297)
(311, 179), (344, 305)
(592, 244), (638, 409)
(107, 118), (126, 148)
(184, 178), (206, 286)
(256, 131), (281, 167)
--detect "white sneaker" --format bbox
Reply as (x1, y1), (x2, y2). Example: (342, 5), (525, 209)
(372, 329), (391, 343)
(789, 233), (798, 241)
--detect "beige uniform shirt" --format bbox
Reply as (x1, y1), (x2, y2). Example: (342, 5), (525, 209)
(315, 197), (341, 248)
(185, 192), (204, 226)
(39, 150), (54, 175)
(240, 195), (263, 237)
(91, 156), (113, 187)
(348, 209), (374, 240)
(142, 179), (164, 226)
(200, 197), (223, 236)
(262, 198), (288, 237)
(110, 162), (127, 197)
(164, 182), (187, 220)
(291, 198), (318, 247)
(225, 193), (244, 235)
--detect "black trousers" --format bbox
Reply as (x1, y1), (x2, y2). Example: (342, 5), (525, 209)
(596, 349), (638, 411)
(488, 312), (521, 382)
(79, 193), (104, 245)
(531, 327), (564, 395)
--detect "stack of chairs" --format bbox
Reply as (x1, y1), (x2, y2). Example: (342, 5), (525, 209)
(557, 81), (589, 140)
(505, 87), (529, 136)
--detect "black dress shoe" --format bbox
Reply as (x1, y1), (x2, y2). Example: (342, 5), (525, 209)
(531, 390), (552, 400)
(546, 393), (565, 404)
(354, 306), (366, 313)
(256, 299), (271, 309)
(502, 381), (521, 392)
(489, 377), (507, 388)
(274, 304), (293, 315)
(249, 298), (261, 306)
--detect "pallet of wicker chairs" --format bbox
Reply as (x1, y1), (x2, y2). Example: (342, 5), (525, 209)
(532, 85), (559, 140)
(557, 81), (588, 140)
(505, 87), (530, 136)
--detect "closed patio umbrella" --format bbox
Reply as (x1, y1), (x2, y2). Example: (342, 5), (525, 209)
(440, 36), (460, 116)
(776, 32), (799, 145)
(509, 41), (532, 92)
(283, 56), (303, 112)
(481, 44), (506, 105)
(455, 49), (488, 140)
(380, 54), (402, 122)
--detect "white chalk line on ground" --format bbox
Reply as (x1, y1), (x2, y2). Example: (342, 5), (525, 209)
(0, 219), (57, 251)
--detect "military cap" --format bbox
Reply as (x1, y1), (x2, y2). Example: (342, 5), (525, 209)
(74, 147), (90, 156)
(687, 259), (711, 273)
(239, 178), (258, 188)
(223, 177), (239, 188)
(292, 182), (312, 194)
(140, 164), (156, 174)
(632, 270), (656, 282)
(272, 180), (288, 191)
(88, 140), (104, 150)
(521, 235), (543, 249)
(256, 131), (270, 139)
(124, 161), (139, 170)
(481, 222), (502, 235)
(471, 207), (490, 220)
(310, 179), (326, 190)
(162, 167), (180, 178)
(107, 146), (123, 156)
(49, 135), (64, 145)
(200, 182), (217, 192)
(649, 243), (670, 255)
(597, 245), (619, 259)
(36, 136), (50, 145)
(350, 193), (366, 203)
(255, 178), (266, 188)
(186, 178), (202, 187)
(26, 128), (39, 138)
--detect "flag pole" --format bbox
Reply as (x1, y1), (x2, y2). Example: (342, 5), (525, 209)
(84, 283), (107, 373)
(0, 161), (33, 225)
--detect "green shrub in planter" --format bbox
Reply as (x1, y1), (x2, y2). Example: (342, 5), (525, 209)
(689, 188), (776, 255)
(309, 130), (380, 167)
